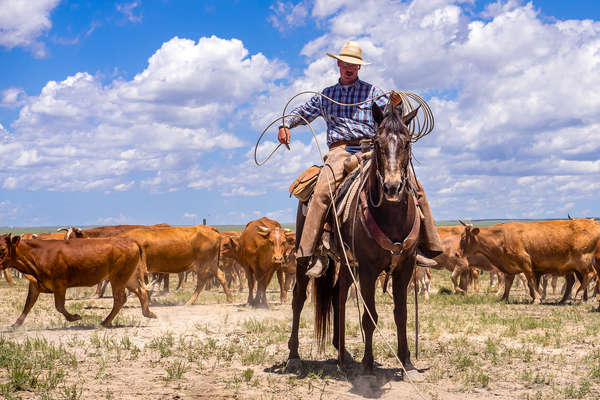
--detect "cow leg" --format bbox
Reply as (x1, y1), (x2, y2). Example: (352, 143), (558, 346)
(161, 273), (170, 295)
(3, 269), (15, 285)
(277, 270), (286, 303)
(101, 285), (127, 327)
(501, 274), (515, 301)
(489, 270), (496, 288)
(451, 267), (465, 294)
(12, 281), (41, 328)
(573, 270), (587, 302)
(176, 272), (185, 290)
(472, 269), (480, 294)
(558, 273), (575, 304)
(522, 271), (541, 304)
(92, 281), (104, 299)
(54, 287), (81, 322)
(393, 261), (416, 373)
(126, 272), (157, 319)
(287, 260), (310, 363)
(246, 267), (256, 306)
(214, 266), (233, 303)
(540, 275), (548, 301)
(495, 272), (506, 297)
(185, 270), (208, 306)
(551, 275), (558, 295)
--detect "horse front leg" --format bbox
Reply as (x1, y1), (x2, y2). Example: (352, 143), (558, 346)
(359, 272), (377, 374)
(392, 263), (415, 373)
(286, 259), (310, 371)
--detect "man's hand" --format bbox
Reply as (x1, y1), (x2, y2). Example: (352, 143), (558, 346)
(278, 126), (291, 150)
(390, 90), (402, 106)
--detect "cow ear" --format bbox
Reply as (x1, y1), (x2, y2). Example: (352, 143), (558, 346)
(471, 227), (480, 235)
(372, 103), (384, 126)
(11, 235), (20, 247)
(257, 229), (270, 238)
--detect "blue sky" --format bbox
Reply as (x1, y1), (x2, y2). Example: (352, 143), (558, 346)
(1, 0), (599, 226)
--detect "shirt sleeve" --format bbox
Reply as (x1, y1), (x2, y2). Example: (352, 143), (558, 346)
(372, 86), (389, 112)
(284, 94), (322, 129)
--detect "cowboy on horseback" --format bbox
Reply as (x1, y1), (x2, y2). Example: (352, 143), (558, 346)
(278, 41), (443, 277)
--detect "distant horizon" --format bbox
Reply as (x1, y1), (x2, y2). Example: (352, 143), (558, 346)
(2, 217), (598, 235)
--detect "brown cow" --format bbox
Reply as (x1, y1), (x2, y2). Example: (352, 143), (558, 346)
(67, 224), (170, 298)
(120, 225), (231, 305)
(277, 232), (297, 303)
(238, 217), (291, 308)
(0, 234), (156, 327)
(592, 240), (600, 311)
(435, 226), (504, 295)
(459, 219), (600, 304)
(219, 231), (245, 292)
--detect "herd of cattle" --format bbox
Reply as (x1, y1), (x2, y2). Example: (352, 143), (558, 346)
(0, 216), (599, 328)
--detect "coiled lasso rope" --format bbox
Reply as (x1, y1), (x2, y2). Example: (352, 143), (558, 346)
(255, 90), (435, 399)
(254, 90), (434, 166)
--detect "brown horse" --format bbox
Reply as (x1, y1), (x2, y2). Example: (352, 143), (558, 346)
(287, 103), (424, 379)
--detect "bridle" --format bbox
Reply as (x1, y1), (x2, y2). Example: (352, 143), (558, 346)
(368, 124), (413, 208)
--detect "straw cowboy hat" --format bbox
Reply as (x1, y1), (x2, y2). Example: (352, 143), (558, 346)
(326, 41), (372, 65)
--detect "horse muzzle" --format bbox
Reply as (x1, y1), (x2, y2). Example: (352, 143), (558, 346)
(382, 179), (406, 202)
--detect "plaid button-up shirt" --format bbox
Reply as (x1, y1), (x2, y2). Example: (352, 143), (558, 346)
(285, 79), (389, 147)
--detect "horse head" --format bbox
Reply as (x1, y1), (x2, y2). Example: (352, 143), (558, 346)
(371, 103), (419, 203)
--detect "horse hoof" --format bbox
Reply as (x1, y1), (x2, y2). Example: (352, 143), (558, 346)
(404, 369), (425, 382)
(285, 358), (302, 373)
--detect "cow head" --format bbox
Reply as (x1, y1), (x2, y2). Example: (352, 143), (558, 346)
(0, 234), (20, 270)
(58, 226), (83, 239)
(257, 226), (290, 265)
(220, 235), (240, 261)
(458, 220), (480, 256)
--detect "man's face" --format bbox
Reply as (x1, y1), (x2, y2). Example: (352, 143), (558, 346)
(337, 60), (360, 83)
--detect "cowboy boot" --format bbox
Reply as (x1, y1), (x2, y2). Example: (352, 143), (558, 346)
(416, 251), (438, 267)
(306, 254), (329, 279)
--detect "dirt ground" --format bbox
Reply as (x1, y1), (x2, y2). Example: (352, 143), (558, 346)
(0, 271), (599, 400)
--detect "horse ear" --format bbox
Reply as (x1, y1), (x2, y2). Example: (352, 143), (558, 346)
(372, 103), (384, 126)
(402, 106), (420, 126)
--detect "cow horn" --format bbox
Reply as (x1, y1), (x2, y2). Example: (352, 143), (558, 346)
(459, 220), (467, 226)
(57, 227), (69, 232)
(283, 228), (292, 233)
(32, 234), (38, 239)
(258, 226), (270, 232)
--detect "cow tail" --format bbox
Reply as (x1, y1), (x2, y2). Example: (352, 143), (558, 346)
(136, 243), (150, 290)
(314, 259), (335, 352)
(216, 235), (222, 270)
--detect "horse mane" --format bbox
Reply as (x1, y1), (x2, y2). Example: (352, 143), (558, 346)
(378, 107), (407, 136)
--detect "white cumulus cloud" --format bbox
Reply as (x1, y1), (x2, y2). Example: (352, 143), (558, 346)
(0, 0), (61, 57)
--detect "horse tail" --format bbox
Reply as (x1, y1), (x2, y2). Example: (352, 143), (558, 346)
(314, 258), (335, 351)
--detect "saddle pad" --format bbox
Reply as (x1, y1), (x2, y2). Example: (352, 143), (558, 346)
(335, 160), (371, 223)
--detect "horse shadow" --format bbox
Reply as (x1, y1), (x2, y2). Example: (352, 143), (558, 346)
(265, 354), (422, 398)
